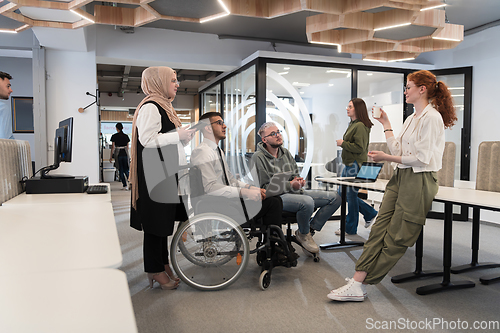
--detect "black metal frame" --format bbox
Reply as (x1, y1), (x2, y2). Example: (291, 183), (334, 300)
(198, 58), (473, 199)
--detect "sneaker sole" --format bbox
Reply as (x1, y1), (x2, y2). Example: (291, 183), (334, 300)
(327, 294), (365, 302)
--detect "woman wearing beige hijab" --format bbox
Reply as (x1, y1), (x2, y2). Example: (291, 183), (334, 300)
(129, 66), (195, 290)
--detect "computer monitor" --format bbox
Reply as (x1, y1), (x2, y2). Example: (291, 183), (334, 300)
(40, 117), (74, 179)
(56, 117), (73, 163)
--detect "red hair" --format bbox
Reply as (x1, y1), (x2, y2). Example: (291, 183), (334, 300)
(407, 70), (457, 129)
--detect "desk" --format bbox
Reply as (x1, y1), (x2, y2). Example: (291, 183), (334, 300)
(2, 183), (111, 206)
(0, 202), (122, 274)
(0, 269), (137, 333)
(316, 177), (388, 250)
(316, 177), (500, 295)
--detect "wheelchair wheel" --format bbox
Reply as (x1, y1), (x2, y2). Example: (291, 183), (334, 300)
(171, 213), (250, 291)
(259, 270), (271, 290)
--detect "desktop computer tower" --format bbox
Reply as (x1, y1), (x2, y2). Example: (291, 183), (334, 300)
(25, 176), (89, 194)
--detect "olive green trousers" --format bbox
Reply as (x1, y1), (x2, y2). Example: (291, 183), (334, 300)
(355, 168), (439, 285)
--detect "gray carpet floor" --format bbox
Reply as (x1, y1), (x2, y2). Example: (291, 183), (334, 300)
(109, 182), (500, 333)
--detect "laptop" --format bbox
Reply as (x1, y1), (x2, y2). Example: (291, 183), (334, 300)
(338, 162), (384, 183)
(265, 171), (293, 197)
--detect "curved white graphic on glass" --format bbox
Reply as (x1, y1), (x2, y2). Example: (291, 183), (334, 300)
(266, 68), (314, 178)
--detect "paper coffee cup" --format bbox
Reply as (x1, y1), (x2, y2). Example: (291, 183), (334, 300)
(373, 106), (382, 118)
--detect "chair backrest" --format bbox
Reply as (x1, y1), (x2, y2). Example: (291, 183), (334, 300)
(437, 142), (456, 187)
(0, 139), (33, 204)
(476, 141), (500, 192)
(189, 165), (205, 199)
(368, 141), (456, 186)
(367, 142), (393, 180)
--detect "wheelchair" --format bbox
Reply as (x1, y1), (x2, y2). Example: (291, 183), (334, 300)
(170, 166), (318, 291)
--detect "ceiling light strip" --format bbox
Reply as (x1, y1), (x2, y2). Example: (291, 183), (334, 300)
(363, 58), (387, 63)
(421, 4), (447, 11)
(432, 36), (461, 42)
(70, 9), (95, 23)
(0, 29), (16, 34)
(310, 41), (342, 52)
(374, 22), (411, 32)
(200, 12), (229, 23)
(218, 0), (230, 14)
(388, 57), (416, 62)
(15, 24), (30, 32)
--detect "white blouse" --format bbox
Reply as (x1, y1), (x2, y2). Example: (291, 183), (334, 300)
(386, 104), (445, 173)
(136, 103), (188, 194)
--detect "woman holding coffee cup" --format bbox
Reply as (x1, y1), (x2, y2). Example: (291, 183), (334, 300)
(335, 98), (378, 236)
(327, 69), (457, 302)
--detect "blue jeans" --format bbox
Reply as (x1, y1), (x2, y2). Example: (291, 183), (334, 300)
(281, 190), (341, 234)
(337, 161), (377, 234)
(118, 155), (130, 187)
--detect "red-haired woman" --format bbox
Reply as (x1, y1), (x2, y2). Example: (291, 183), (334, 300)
(328, 70), (457, 302)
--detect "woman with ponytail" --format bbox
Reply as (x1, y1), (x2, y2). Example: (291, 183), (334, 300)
(327, 70), (456, 302)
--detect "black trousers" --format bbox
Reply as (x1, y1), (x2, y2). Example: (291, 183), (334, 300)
(253, 196), (283, 226)
(143, 232), (170, 273)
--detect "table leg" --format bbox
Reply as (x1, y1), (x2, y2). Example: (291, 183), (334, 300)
(320, 184), (364, 250)
(391, 229), (443, 283)
(416, 202), (475, 295)
(451, 207), (500, 273)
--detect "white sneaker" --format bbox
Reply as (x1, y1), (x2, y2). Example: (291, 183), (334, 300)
(295, 230), (319, 253)
(364, 215), (377, 228)
(334, 228), (342, 236)
(327, 278), (367, 302)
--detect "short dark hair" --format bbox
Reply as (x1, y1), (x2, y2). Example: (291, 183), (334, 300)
(0, 71), (12, 81)
(199, 112), (222, 122)
(116, 122), (123, 131)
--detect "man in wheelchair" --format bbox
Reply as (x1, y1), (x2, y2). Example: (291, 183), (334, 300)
(190, 112), (298, 268)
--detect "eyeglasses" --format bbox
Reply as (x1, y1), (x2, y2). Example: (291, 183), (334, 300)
(346, 105), (354, 110)
(210, 120), (225, 126)
(171, 79), (180, 85)
(403, 85), (418, 92)
(264, 130), (282, 138)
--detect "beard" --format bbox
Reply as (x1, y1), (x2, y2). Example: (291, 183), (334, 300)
(269, 142), (282, 149)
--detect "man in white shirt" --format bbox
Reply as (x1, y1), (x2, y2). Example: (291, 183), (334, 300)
(190, 112), (282, 227)
(0, 71), (14, 140)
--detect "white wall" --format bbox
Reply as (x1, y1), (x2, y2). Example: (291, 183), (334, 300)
(99, 92), (195, 110)
(45, 48), (99, 182)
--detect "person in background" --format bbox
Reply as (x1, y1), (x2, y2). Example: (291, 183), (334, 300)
(335, 98), (378, 236)
(128, 66), (195, 290)
(109, 122), (130, 190)
(327, 69), (457, 302)
(251, 122), (341, 254)
(0, 71), (14, 140)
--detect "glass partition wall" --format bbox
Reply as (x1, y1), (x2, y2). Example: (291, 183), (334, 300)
(199, 58), (472, 190)
(266, 63), (351, 188)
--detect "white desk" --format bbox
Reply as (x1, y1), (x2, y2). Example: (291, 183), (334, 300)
(2, 183), (111, 206)
(0, 269), (137, 333)
(316, 177), (500, 294)
(0, 202), (122, 274)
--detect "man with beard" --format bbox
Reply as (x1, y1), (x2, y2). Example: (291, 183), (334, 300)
(251, 122), (341, 254)
(0, 71), (14, 140)
(190, 113), (283, 228)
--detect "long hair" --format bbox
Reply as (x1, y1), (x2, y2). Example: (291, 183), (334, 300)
(351, 98), (373, 128)
(407, 70), (457, 129)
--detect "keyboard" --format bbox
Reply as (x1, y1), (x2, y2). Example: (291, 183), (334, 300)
(86, 185), (108, 194)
